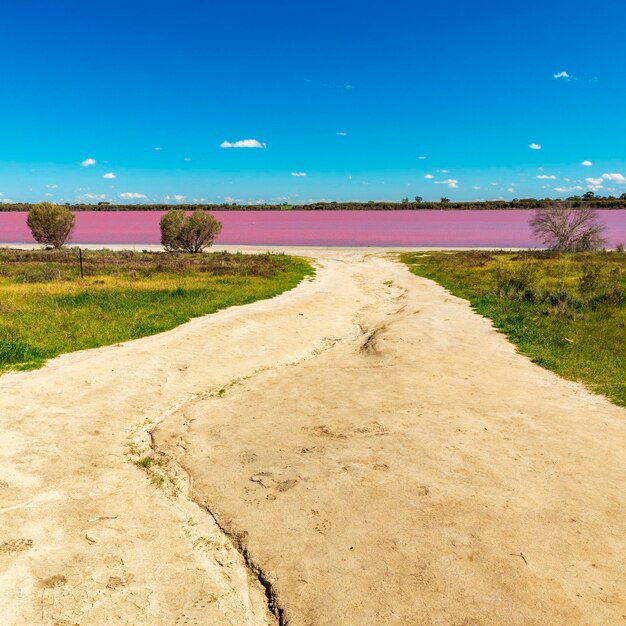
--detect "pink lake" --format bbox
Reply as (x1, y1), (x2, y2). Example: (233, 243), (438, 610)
(1, 210), (625, 247)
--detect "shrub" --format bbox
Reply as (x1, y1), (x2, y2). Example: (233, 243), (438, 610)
(529, 204), (606, 251)
(616, 243), (625, 253)
(26, 203), (75, 248)
(579, 263), (604, 295)
(494, 262), (538, 300)
(160, 209), (222, 253)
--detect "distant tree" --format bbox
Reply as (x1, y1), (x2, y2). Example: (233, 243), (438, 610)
(160, 209), (222, 253)
(620, 193), (626, 200)
(27, 202), (75, 248)
(401, 197), (409, 204)
(440, 197), (450, 204)
(583, 191), (596, 200)
(414, 196), (423, 203)
(529, 204), (606, 251)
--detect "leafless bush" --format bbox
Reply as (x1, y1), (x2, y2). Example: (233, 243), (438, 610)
(530, 204), (606, 251)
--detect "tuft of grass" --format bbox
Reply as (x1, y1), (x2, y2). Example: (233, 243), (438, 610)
(402, 250), (626, 407)
(135, 456), (153, 469)
(0, 248), (314, 372)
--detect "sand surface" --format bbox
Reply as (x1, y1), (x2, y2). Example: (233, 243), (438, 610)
(1, 248), (625, 625)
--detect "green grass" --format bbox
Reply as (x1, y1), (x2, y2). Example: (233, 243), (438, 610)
(401, 250), (626, 407)
(0, 248), (314, 372)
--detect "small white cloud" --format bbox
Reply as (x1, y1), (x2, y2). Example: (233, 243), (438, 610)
(472, 186), (481, 190)
(581, 160), (593, 167)
(529, 143), (542, 150)
(417, 156), (427, 160)
(291, 172), (307, 177)
(507, 187), (515, 193)
(45, 184), (58, 189)
(586, 177), (603, 185)
(553, 71), (570, 79)
(81, 158), (96, 167)
(435, 179), (459, 188)
(220, 139), (266, 149)
(536, 174), (557, 180)
(336, 132), (348, 136)
(601, 172), (626, 183)
(44, 192), (53, 197)
(192, 197), (208, 202)
(424, 174), (435, 179)
(0, 198), (15, 204)
(79, 193), (108, 201)
(164, 194), (186, 202)
(154, 147), (162, 151)
(119, 192), (147, 200)
(555, 186), (584, 193)
(103, 172), (116, 179)
(183, 157), (192, 161)
(436, 169), (449, 173)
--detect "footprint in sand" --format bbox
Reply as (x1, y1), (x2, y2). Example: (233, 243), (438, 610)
(0, 538), (33, 554)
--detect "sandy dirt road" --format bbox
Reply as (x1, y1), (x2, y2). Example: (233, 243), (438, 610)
(1, 248), (625, 625)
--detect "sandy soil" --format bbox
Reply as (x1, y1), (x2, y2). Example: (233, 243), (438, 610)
(1, 248), (625, 625)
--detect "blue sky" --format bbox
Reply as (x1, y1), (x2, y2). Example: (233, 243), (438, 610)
(1, 0), (625, 204)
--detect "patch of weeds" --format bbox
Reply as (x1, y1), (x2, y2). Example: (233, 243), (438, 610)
(135, 456), (153, 469)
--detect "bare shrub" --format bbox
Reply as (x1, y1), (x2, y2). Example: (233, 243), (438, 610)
(530, 204), (606, 251)
(160, 209), (222, 253)
(26, 203), (75, 248)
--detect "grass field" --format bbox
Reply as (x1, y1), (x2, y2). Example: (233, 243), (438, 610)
(402, 250), (626, 407)
(0, 248), (314, 372)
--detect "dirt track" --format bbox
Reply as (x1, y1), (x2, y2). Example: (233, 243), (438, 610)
(1, 248), (625, 625)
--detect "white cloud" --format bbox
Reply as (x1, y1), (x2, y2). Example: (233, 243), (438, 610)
(529, 143), (542, 150)
(44, 192), (53, 197)
(103, 172), (116, 179)
(220, 139), (266, 149)
(581, 160), (593, 167)
(79, 193), (108, 201)
(424, 174), (434, 179)
(192, 197), (208, 202)
(119, 192), (147, 200)
(183, 157), (192, 161)
(436, 169), (449, 173)
(553, 71), (570, 79)
(554, 186), (584, 193)
(601, 172), (626, 183)
(45, 184), (58, 189)
(154, 147), (162, 151)
(507, 187), (515, 193)
(417, 155), (427, 160)
(291, 172), (307, 177)
(336, 132), (348, 136)
(164, 194), (186, 202)
(536, 174), (557, 180)
(585, 173), (626, 189)
(472, 186), (481, 190)
(435, 179), (459, 188)
(0, 198), (15, 204)
(81, 158), (96, 167)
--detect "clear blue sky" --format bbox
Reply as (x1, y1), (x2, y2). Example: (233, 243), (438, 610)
(1, 0), (625, 204)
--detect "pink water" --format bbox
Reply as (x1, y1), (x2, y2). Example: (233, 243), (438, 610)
(1, 210), (625, 247)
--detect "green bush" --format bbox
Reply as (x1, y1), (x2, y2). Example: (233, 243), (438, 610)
(26, 202), (75, 248)
(160, 209), (222, 253)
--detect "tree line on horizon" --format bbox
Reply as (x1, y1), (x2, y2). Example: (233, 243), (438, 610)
(1, 193), (626, 212)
